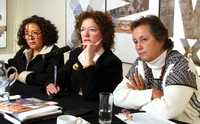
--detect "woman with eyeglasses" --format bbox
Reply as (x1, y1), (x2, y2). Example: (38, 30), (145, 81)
(7, 15), (64, 96)
(46, 11), (123, 100)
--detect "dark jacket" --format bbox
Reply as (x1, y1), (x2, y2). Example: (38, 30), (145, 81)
(8, 45), (64, 89)
(58, 47), (123, 100)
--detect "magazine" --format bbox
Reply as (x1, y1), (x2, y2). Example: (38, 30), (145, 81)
(0, 97), (62, 124)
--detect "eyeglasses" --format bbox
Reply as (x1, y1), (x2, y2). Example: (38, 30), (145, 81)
(24, 31), (41, 39)
(80, 27), (99, 33)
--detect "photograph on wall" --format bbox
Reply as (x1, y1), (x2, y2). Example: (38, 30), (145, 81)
(109, 0), (149, 33)
(66, 0), (159, 63)
(0, 0), (6, 48)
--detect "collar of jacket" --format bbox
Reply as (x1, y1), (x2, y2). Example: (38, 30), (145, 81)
(23, 45), (54, 61)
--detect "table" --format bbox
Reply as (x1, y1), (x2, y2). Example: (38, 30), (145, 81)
(0, 82), (125, 124)
(0, 82), (189, 124)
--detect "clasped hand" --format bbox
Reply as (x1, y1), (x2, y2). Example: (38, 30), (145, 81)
(126, 73), (144, 90)
(46, 83), (60, 96)
(126, 73), (163, 99)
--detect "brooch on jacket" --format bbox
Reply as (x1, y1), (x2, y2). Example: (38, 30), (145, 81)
(73, 63), (80, 70)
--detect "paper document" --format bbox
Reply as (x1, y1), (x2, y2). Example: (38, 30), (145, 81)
(115, 112), (176, 124)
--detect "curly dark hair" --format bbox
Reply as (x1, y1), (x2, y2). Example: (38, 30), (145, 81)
(75, 11), (115, 50)
(130, 15), (174, 50)
(17, 15), (58, 48)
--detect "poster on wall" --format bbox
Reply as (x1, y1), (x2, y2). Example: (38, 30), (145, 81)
(172, 0), (200, 67)
(159, 0), (200, 74)
(0, 0), (6, 48)
(66, 0), (159, 63)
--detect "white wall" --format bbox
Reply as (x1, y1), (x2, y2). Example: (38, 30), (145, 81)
(31, 0), (66, 47)
(0, 0), (66, 57)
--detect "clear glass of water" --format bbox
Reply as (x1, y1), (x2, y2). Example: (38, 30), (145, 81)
(99, 92), (113, 124)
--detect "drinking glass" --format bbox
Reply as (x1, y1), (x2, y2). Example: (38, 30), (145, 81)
(99, 92), (113, 124)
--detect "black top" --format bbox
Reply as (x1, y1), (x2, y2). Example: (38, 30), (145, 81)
(58, 47), (123, 100)
(7, 45), (64, 88)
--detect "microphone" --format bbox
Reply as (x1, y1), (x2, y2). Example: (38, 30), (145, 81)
(45, 45), (71, 58)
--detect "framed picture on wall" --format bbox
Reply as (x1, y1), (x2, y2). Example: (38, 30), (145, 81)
(0, 0), (6, 48)
(65, 0), (159, 63)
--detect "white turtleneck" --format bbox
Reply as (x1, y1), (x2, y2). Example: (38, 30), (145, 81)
(146, 50), (167, 79)
(113, 50), (199, 124)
